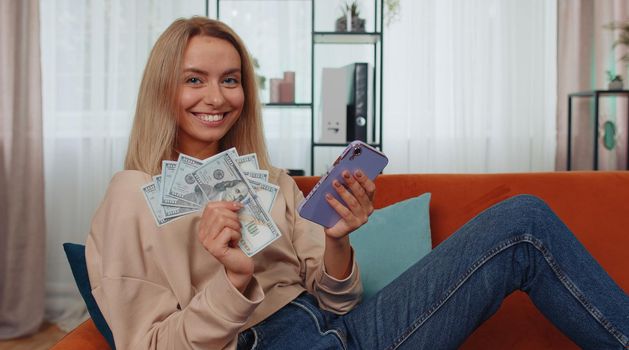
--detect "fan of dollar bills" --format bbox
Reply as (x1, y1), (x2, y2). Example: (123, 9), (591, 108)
(141, 148), (282, 256)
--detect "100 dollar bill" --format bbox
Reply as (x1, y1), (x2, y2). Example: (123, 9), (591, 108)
(161, 161), (199, 209)
(154, 175), (198, 219)
(237, 195), (282, 256)
(243, 169), (269, 183)
(168, 155), (207, 207)
(192, 151), (280, 255)
(192, 150), (253, 203)
(236, 153), (259, 171)
(142, 182), (176, 226)
(248, 177), (279, 213)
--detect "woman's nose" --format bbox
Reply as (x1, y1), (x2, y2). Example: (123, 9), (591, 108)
(203, 83), (225, 106)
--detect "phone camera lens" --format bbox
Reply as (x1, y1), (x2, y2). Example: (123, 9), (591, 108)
(350, 146), (362, 160)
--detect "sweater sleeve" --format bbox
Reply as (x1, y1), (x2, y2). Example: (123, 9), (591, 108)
(282, 173), (363, 314)
(86, 171), (264, 350)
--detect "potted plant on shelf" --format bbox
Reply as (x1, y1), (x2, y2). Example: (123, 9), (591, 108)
(335, 1), (366, 32)
(604, 21), (629, 90)
(606, 71), (624, 90)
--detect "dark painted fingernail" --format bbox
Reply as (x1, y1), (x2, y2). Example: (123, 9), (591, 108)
(333, 180), (341, 187)
(355, 170), (363, 177)
(343, 171), (351, 179)
(325, 193), (333, 200)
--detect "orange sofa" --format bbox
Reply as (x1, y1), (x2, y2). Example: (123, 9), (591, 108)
(52, 171), (629, 349)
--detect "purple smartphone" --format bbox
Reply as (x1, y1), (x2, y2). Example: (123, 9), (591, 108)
(298, 141), (389, 228)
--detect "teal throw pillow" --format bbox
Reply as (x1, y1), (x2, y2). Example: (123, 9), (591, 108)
(350, 193), (432, 299)
(63, 243), (116, 349)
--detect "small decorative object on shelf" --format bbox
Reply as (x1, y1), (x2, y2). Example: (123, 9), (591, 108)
(269, 71), (295, 103)
(602, 120), (617, 151)
(335, 1), (366, 32)
(606, 71), (624, 90)
(280, 71), (295, 103)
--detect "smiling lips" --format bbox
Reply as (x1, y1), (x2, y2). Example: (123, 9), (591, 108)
(191, 112), (225, 125)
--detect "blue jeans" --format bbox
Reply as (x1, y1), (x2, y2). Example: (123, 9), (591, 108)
(238, 195), (629, 349)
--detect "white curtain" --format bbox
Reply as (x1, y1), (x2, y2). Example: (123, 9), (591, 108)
(40, 0), (205, 330)
(383, 0), (557, 173)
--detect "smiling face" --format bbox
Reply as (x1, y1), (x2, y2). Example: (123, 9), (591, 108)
(176, 35), (244, 159)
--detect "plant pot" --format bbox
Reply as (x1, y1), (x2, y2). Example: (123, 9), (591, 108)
(335, 15), (366, 32)
(608, 80), (624, 90)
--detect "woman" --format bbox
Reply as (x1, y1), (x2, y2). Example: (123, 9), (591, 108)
(86, 17), (629, 349)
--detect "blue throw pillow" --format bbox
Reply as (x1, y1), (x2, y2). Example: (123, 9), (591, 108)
(63, 243), (116, 349)
(350, 193), (432, 299)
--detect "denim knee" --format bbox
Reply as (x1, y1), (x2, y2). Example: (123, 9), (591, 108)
(484, 194), (557, 239)
(501, 194), (551, 213)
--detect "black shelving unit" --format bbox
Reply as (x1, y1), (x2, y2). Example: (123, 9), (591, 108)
(310, 0), (384, 175)
(211, 0), (384, 175)
(264, 103), (312, 108)
(567, 90), (629, 170)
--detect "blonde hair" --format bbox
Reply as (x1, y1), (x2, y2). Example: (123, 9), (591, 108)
(124, 17), (270, 175)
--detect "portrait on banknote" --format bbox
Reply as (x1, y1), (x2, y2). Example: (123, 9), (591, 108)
(200, 179), (249, 203)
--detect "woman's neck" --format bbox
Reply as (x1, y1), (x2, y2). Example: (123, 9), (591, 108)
(174, 141), (220, 160)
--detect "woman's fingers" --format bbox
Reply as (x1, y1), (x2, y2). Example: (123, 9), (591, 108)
(325, 192), (361, 227)
(197, 202), (254, 292)
(323, 169), (379, 238)
(204, 227), (241, 256)
(208, 210), (241, 239)
(198, 201), (242, 242)
(342, 170), (374, 215)
(332, 170), (376, 220)
(199, 210), (240, 242)
(353, 169), (376, 201)
(332, 179), (362, 215)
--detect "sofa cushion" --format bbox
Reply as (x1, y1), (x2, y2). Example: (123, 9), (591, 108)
(63, 243), (116, 349)
(350, 193), (432, 299)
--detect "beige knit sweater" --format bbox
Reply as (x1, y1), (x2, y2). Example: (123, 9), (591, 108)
(86, 168), (362, 349)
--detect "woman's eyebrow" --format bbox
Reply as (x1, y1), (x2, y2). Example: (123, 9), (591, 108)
(223, 68), (241, 75)
(183, 67), (241, 75)
(183, 67), (208, 75)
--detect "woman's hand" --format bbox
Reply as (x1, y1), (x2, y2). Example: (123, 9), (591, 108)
(322, 169), (376, 279)
(198, 201), (254, 293)
(324, 169), (376, 240)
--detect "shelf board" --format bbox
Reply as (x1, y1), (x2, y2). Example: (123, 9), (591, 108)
(569, 90), (629, 97)
(218, 0), (309, 2)
(313, 32), (381, 44)
(313, 142), (381, 148)
(263, 103), (312, 108)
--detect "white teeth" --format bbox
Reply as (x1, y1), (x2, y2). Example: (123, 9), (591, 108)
(196, 113), (224, 122)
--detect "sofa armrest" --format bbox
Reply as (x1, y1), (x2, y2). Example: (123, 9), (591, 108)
(50, 319), (111, 350)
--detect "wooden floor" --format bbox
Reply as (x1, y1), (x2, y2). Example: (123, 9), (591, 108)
(0, 323), (66, 350)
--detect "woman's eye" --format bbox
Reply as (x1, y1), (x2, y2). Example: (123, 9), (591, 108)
(223, 77), (239, 85)
(186, 77), (202, 84)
